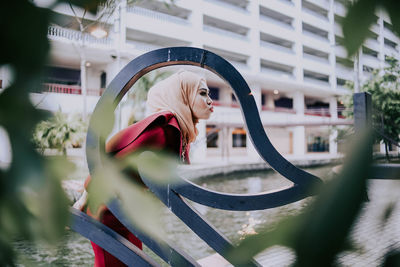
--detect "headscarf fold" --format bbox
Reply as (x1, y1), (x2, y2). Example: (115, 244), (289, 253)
(146, 70), (205, 143)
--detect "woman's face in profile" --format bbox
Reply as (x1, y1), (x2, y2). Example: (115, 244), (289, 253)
(192, 83), (213, 120)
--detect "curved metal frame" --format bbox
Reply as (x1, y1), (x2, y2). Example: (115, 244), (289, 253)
(79, 47), (323, 266)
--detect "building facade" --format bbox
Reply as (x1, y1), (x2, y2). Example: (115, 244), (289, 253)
(1, 0), (399, 164)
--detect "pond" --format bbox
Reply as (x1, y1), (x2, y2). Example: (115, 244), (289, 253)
(13, 164), (399, 266)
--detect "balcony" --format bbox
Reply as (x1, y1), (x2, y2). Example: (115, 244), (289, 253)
(335, 64), (353, 81)
(262, 106), (296, 114)
(259, 12), (294, 30)
(383, 27), (399, 43)
(259, 20), (295, 44)
(260, 59), (295, 79)
(260, 0), (295, 18)
(362, 54), (380, 69)
(47, 26), (113, 47)
(126, 40), (163, 52)
(303, 70), (331, 87)
(304, 107), (331, 117)
(126, 6), (190, 26)
(33, 83), (104, 96)
(302, 24), (330, 52)
(260, 40), (294, 54)
(204, 0), (250, 14)
(334, 0), (347, 17)
(260, 35), (296, 64)
(301, 1), (330, 30)
(203, 25), (248, 41)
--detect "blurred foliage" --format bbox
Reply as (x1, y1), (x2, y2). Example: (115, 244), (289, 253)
(33, 111), (88, 154)
(342, 0), (400, 57)
(341, 57), (400, 160)
(124, 71), (172, 124)
(0, 0), (398, 266)
(86, 150), (180, 240)
(0, 0), (115, 265)
(227, 131), (374, 266)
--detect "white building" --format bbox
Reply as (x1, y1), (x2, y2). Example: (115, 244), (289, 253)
(1, 0), (399, 164)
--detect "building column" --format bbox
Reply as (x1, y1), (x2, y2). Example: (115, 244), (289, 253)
(106, 57), (128, 132)
(293, 0), (303, 82)
(377, 12), (385, 70)
(293, 91), (305, 115)
(328, 0), (337, 90)
(80, 59), (87, 120)
(246, 83), (262, 160)
(247, 0), (260, 73)
(293, 126), (306, 155)
(190, 120), (207, 163)
(329, 97), (338, 154)
(293, 91), (306, 155)
(189, 0), (204, 48)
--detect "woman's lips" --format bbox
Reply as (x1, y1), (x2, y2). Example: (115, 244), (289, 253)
(210, 106), (214, 112)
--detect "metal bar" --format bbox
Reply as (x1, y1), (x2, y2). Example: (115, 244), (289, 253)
(107, 200), (200, 267)
(140, 174), (262, 267)
(69, 208), (160, 267)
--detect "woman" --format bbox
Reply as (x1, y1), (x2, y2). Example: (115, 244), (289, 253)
(85, 70), (213, 266)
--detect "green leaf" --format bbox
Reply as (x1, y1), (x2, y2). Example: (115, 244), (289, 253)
(342, 0), (379, 57)
(382, 0), (400, 39)
(87, 156), (165, 240)
(135, 150), (180, 185)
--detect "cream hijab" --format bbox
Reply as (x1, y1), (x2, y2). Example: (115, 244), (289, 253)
(146, 70), (207, 144)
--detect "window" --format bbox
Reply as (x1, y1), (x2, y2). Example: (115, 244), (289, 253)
(232, 93), (237, 102)
(275, 97), (293, 109)
(307, 135), (329, 152)
(100, 72), (107, 88)
(207, 125), (219, 148)
(261, 94), (266, 106)
(209, 87), (219, 100)
(232, 128), (246, 147)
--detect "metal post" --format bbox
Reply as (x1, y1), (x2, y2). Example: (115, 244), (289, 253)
(353, 92), (372, 133)
(353, 92), (372, 161)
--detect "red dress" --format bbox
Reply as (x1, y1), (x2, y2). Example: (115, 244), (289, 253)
(85, 111), (189, 267)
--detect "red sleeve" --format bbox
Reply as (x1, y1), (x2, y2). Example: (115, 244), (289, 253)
(114, 125), (167, 158)
(84, 123), (181, 189)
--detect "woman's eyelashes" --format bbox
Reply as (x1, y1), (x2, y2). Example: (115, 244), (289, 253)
(199, 89), (209, 97)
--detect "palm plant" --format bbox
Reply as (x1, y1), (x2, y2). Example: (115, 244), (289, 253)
(33, 111), (88, 155)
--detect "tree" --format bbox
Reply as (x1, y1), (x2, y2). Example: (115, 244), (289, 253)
(342, 57), (400, 161)
(125, 71), (172, 124)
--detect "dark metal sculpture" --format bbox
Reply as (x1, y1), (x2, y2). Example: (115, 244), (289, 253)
(70, 47), (324, 266)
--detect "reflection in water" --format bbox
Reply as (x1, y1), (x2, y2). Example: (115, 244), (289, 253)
(14, 165), (337, 264)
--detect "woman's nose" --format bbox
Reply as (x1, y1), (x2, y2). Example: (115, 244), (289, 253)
(207, 97), (213, 105)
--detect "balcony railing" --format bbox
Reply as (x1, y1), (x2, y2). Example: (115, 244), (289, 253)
(203, 25), (249, 41)
(47, 26), (113, 46)
(204, 0), (250, 14)
(259, 15), (294, 30)
(302, 7), (329, 21)
(34, 83), (104, 96)
(262, 106), (296, 113)
(260, 40), (294, 54)
(305, 107), (331, 117)
(126, 40), (163, 52)
(127, 6), (190, 26)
